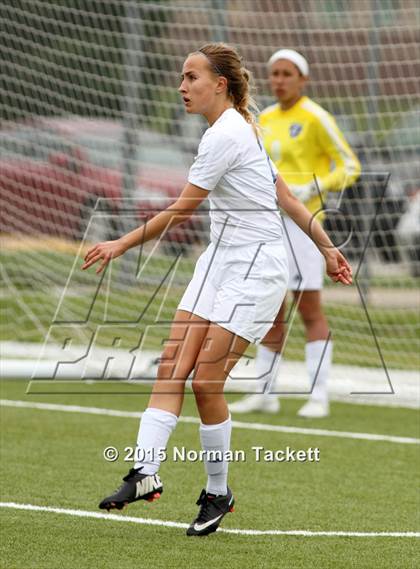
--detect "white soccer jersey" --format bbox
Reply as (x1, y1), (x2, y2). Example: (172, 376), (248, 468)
(188, 108), (283, 246)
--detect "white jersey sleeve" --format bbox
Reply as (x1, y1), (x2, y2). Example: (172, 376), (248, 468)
(188, 129), (238, 191)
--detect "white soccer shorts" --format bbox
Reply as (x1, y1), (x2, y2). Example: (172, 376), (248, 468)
(177, 240), (288, 344)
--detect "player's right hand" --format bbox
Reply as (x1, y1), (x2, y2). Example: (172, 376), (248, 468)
(81, 239), (127, 274)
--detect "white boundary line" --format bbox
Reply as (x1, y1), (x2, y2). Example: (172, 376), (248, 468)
(1, 399), (419, 445)
(1, 502), (418, 538)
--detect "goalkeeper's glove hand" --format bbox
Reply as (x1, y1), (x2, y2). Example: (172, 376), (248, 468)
(289, 181), (320, 203)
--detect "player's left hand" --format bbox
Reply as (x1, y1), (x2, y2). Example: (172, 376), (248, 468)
(324, 248), (352, 285)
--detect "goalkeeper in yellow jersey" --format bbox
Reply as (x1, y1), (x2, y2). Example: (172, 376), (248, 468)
(230, 49), (361, 418)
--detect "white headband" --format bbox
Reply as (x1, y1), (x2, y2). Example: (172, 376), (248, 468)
(267, 49), (309, 76)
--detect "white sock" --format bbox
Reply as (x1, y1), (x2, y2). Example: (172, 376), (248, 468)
(134, 407), (178, 475)
(255, 344), (282, 399)
(305, 340), (333, 404)
(199, 416), (232, 496)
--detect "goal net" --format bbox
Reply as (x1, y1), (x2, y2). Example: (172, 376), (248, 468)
(1, 0), (419, 396)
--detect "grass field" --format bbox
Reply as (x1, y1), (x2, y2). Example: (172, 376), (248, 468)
(1, 379), (419, 568)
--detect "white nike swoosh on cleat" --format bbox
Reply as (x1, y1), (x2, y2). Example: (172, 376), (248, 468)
(193, 515), (223, 532)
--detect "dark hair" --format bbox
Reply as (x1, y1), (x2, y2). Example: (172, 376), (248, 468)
(196, 42), (259, 135)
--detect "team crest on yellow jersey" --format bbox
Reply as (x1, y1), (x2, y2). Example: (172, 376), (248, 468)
(289, 123), (302, 138)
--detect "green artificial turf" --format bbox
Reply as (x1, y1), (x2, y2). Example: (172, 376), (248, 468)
(1, 380), (419, 568)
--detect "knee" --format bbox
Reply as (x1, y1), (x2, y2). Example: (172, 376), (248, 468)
(191, 375), (216, 402)
(191, 377), (207, 397)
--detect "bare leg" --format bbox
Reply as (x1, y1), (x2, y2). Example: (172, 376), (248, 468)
(148, 310), (210, 416)
(260, 299), (288, 351)
(294, 290), (329, 341)
(190, 324), (249, 504)
(261, 289), (329, 346)
(192, 324), (250, 424)
(228, 301), (287, 413)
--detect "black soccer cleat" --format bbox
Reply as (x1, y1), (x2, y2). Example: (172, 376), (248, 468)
(186, 487), (235, 536)
(99, 468), (163, 511)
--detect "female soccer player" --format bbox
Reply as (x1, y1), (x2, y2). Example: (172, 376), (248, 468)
(82, 43), (352, 536)
(230, 49), (361, 418)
